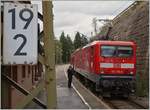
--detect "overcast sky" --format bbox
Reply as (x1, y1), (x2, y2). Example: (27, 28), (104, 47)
(32, 1), (134, 40)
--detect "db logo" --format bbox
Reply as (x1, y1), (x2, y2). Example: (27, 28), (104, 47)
(114, 63), (121, 68)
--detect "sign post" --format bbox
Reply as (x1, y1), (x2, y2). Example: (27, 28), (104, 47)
(42, 0), (57, 108)
(3, 3), (38, 65)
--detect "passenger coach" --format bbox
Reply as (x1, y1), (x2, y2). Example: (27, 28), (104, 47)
(71, 41), (136, 97)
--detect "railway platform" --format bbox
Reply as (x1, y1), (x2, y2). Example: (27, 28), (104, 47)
(25, 65), (149, 109)
(25, 65), (88, 109)
(25, 65), (110, 109)
(56, 65), (88, 109)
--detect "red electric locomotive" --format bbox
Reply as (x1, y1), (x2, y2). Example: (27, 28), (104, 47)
(71, 41), (136, 97)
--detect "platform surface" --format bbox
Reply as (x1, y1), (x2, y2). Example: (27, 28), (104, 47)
(25, 65), (149, 109)
(56, 65), (88, 109)
(25, 65), (88, 109)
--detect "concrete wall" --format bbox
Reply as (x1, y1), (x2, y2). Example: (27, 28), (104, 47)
(106, 1), (149, 96)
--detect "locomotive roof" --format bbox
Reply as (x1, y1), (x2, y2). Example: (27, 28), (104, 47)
(83, 40), (135, 48)
(98, 40), (135, 45)
(72, 40), (135, 55)
(71, 48), (82, 55)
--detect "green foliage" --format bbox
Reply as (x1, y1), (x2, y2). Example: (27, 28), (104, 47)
(59, 32), (74, 63)
(59, 31), (88, 63)
(81, 35), (88, 46)
(55, 39), (62, 64)
(74, 32), (88, 49)
(74, 32), (82, 49)
(66, 34), (74, 53)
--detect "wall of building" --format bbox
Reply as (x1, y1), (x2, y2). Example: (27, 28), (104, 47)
(5, 64), (42, 108)
(107, 1), (149, 96)
(9, 64), (43, 108)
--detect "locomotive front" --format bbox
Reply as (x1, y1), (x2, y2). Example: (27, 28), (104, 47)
(97, 41), (136, 96)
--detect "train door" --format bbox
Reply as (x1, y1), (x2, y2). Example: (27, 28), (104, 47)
(90, 46), (94, 73)
(82, 49), (86, 70)
(71, 56), (75, 68)
(85, 48), (89, 72)
(79, 50), (82, 69)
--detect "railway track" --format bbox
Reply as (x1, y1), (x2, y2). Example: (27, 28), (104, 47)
(74, 75), (148, 109)
(127, 98), (148, 109)
(102, 98), (147, 109)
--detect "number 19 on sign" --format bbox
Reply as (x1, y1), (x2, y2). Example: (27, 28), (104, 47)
(3, 3), (38, 65)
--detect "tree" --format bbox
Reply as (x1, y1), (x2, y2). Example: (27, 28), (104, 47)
(66, 34), (74, 61)
(60, 32), (67, 63)
(55, 39), (62, 64)
(74, 32), (88, 49)
(59, 32), (74, 63)
(81, 35), (88, 46)
(74, 32), (82, 49)
(66, 35), (74, 51)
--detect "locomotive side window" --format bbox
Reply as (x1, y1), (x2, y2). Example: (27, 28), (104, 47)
(101, 45), (133, 57)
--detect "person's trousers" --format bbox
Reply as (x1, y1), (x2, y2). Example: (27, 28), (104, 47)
(68, 77), (72, 88)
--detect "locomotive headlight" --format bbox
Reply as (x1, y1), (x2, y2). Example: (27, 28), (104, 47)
(100, 71), (104, 74)
(130, 71), (133, 74)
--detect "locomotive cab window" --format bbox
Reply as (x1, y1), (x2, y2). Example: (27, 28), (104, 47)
(117, 46), (133, 57)
(101, 45), (133, 57)
(101, 46), (116, 57)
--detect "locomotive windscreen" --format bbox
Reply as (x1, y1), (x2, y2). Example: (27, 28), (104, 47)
(101, 45), (133, 57)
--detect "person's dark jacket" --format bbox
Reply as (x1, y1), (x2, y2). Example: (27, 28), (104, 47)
(67, 68), (74, 79)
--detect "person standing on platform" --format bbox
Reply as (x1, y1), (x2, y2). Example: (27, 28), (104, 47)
(67, 65), (74, 88)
